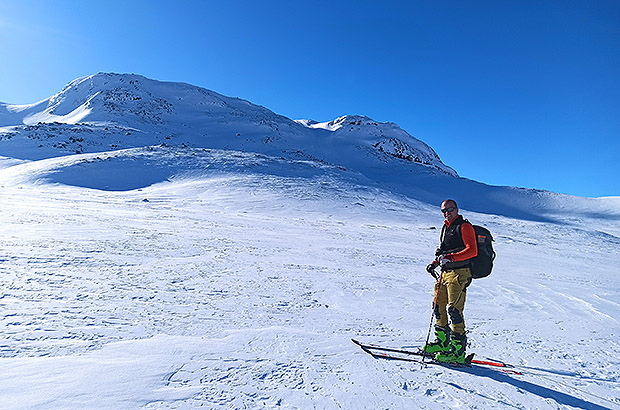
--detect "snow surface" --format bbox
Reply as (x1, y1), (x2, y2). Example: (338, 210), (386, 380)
(0, 74), (619, 409)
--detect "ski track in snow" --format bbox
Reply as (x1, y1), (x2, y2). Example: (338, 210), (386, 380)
(0, 159), (619, 409)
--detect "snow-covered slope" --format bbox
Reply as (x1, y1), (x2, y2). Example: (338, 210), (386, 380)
(0, 74), (619, 409)
(0, 154), (619, 409)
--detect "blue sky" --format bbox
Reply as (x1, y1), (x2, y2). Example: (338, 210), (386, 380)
(1, 0), (618, 197)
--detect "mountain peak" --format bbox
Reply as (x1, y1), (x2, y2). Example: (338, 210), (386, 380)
(297, 115), (378, 131)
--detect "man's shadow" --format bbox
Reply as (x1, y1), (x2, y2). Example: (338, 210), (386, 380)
(450, 364), (618, 410)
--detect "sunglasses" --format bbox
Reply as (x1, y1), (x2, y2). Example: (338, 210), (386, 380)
(441, 207), (456, 214)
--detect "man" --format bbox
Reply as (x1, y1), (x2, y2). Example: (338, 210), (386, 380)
(423, 199), (478, 363)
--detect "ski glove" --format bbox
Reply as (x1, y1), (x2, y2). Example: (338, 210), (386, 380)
(438, 254), (454, 268)
(426, 260), (439, 279)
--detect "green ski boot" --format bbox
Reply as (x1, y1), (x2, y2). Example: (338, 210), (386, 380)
(422, 325), (451, 354)
(435, 333), (467, 363)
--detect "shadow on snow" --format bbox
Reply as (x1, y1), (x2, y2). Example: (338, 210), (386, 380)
(450, 365), (618, 410)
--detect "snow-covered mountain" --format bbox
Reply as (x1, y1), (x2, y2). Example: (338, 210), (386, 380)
(0, 72), (454, 176)
(0, 73), (619, 409)
(2, 72), (618, 232)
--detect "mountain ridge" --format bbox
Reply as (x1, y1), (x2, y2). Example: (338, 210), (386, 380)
(0, 72), (456, 177)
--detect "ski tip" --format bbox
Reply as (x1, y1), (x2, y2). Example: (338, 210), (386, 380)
(351, 338), (362, 346)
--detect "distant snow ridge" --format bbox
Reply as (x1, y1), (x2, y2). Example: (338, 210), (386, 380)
(0, 72), (456, 176)
(299, 115), (451, 174)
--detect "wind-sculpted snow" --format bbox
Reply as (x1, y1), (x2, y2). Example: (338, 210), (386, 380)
(0, 146), (355, 191)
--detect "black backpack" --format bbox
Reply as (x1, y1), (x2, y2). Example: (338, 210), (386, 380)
(469, 224), (496, 278)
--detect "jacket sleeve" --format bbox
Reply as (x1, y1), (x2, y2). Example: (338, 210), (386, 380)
(449, 223), (478, 262)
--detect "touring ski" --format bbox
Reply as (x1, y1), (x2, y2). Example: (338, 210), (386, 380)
(352, 339), (522, 375)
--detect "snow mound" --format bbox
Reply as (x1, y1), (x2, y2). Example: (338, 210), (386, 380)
(0, 146), (350, 191)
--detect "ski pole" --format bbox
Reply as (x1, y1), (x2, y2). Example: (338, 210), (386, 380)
(422, 268), (443, 364)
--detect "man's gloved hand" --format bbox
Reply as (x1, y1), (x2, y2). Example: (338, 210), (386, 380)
(426, 260), (439, 279)
(438, 254), (454, 268)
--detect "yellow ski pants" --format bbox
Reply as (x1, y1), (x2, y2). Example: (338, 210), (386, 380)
(434, 267), (472, 335)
